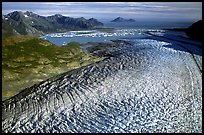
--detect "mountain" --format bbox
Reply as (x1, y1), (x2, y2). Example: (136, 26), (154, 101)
(2, 11), (104, 37)
(2, 11), (45, 37)
(111, 17), (136, 22)
(186, 20), (203, 41)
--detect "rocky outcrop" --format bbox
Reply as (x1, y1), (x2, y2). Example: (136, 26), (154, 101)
(186, 20), (203, 41)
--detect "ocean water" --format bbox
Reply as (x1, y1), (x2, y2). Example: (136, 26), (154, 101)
(41, 21), (193, 46)
(103, 21), (193, 29)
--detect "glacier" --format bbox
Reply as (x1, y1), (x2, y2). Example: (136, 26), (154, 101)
(2, 30), (202, 133)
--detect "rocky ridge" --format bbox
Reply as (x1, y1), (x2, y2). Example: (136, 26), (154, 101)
(2, 11), (104, 37)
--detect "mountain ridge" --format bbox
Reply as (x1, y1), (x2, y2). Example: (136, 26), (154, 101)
(2, 11), (104, 37)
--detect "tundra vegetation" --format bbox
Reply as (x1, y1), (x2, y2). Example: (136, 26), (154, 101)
(2, 34), (103, 101)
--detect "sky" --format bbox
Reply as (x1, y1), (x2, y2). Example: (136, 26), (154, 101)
(2, 2), (202, 22)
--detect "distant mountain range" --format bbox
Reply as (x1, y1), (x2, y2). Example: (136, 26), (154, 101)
(111, 17), (136, 22)
(2, 11), (104, 36)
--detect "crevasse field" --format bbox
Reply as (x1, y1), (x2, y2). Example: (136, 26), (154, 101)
(3, 29), (202, 133)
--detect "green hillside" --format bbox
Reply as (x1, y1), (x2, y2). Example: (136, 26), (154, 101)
(2, 36), (103, 101)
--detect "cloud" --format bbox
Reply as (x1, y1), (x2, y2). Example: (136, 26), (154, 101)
(2, 2), (202, 21)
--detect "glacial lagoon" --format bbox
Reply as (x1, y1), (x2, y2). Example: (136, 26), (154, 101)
(40, 29), (161, 46)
